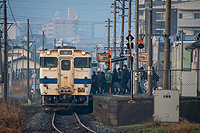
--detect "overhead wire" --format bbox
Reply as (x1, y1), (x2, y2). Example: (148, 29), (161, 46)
(7, 0), (23, 32)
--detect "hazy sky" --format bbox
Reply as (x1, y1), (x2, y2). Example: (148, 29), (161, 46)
(7, 0), (134, 43)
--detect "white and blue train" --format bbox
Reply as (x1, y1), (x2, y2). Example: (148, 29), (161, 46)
(40, 46), (93, 111)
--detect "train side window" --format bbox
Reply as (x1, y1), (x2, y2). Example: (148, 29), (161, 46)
(74, 57), (92, 68)
(40, 57), (58, 68)
(61, 60), (70, 70)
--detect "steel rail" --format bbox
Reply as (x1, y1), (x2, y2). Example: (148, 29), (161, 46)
(52, 112), (62, 133)
(74, 112), (97, 133)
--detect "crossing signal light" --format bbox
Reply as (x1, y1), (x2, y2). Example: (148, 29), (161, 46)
(125, 50), (127, 54)
(126, 34), (134, 41)
(126, 42), (134, 49)
(138, 43), (144, 49)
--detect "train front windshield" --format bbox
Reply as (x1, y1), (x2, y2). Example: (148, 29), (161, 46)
(74, 57), (92, 68)
(40, 57), (58, 68)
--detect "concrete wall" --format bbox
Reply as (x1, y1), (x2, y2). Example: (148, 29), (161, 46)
(93, 95), (200, 126)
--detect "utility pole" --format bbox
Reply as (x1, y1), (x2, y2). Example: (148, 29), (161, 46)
(163, 0), (171, 90)
(33, 45), (36, 98)
(120, 0), (125, 69)
(3, 2), (8, 101)
(180, 30), (183, 94)
(157, 38), (160, 71)
(105, 18), (112, 69)
(27, 19), (30, 100)
(0, 37), (2, 98)
(95, 46), (100, 62)
(134, 0), (139, 95)
(181, 30), (183, 70)
(111, 0), (117, 69)
(127, 0), (131, 69)
(9, 44), (13, 87)
(42, 31), (44, 51)
(54, 38), (56, 49)
(147, 0), (153, 96)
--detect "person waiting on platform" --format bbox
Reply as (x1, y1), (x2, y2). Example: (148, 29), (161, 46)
(91, 71), (98, 94)
(112, 68), (120, 94)
(122, 65), (130, 94)
(105, 68), (112, 93)
(98, 71), (106, 94)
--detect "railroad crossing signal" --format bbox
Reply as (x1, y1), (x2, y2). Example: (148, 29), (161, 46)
(126, 34), (134, 49)
(138, 39), (144, 49)
(126, 34), (134, 41)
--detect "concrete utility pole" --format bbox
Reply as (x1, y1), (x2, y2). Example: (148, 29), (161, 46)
(54, 38), (56, 49)
(33, 45), (36, 98)
(127, 0), (131, 69)
(181, 30), (183, 70)
(163, 0), (171, 90)
(9, 44), (13, 87)
(0, 37), (2, 98)
(147, 0), (153, 96)
(27, 19), (30, 100)
(120, 0), (125, 69)
(95, 46), (100, 62)
(111, 0), (117, 69)
(42, 31), (44, 51)
(105, 18), (112, 69)
(157, 38), (160, 71)
(106, 18), (111, 49)
(134, 0), (139, 95)
(3, 2), (8, 101)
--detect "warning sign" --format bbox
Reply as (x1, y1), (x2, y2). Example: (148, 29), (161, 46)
(139, 52), (148, 62)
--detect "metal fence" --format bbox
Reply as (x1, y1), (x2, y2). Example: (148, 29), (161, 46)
(132, 69), (200, 97)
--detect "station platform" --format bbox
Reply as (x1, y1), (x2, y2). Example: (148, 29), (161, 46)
(92, 93), (200, 126)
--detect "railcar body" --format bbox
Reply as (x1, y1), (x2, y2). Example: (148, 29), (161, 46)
(40, 46), (92, 111)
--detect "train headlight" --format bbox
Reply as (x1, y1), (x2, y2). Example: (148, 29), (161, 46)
(78, 87), (85, 92)
(46, 50), (51, 55)
(81, 51), (86, 56)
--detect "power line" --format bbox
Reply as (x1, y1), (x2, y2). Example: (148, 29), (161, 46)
(7, 0), (23, 32)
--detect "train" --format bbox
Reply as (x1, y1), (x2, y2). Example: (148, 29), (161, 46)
(40, 46), (93, 111)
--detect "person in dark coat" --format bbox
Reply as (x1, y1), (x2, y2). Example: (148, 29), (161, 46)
(112, 68), (120, 94)
(122, 65), (130, 94)
(118, 68), (123, 94)
(91, 71), (98, 94)
(98, 71), (106, 94)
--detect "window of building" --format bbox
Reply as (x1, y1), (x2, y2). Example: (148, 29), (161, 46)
(156, 12), (165, 21)
(194, 13), (200, 19)
(8, 53), (21, 57)
(179, 13), (183, 19)
(156, 30), (164, 34)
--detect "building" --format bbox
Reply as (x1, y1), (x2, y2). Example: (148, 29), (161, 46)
(42, 9), (94, 45)
(139, 0), (200, 48)
(170, 34), (199, 96)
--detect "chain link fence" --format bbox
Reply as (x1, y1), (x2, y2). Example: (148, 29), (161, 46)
(132, 69), (200, 97)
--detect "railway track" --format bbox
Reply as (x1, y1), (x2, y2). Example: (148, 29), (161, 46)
(52, 112), (97, 133)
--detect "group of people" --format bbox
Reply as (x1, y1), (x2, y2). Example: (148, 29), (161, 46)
(91, 65), (130, 95)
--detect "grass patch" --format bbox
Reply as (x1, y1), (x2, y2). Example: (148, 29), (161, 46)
(0, 98), (25, 132)
(116, 118), (200, 133)
(0, 98), (42, 133)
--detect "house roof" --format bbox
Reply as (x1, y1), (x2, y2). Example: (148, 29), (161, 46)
(185, 40), (200, 50)
(8, 55), (40, 64)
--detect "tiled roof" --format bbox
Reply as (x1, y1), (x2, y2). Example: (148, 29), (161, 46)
(185, 40), (200, 50)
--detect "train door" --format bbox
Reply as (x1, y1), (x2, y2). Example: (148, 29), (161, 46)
(58, 57), (74, 94)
